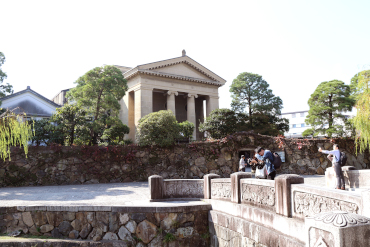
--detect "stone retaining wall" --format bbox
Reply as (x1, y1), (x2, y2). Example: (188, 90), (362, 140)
(0, 132), (368, 187)
(0, 205), (210, 246)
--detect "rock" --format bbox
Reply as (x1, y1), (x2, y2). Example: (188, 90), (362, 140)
(217, 157), (226, 166)
(125, 220), (137, 233)
(220, 166), (231, 174)
(63, 212), (75, 221)
(194, 211), (208, 234)
(80, 223), (92, 239)
(324, 143), (332, 150)
(136, 220), (157, 244)
(297, 160), (305, 167)
(93, 235), (102, 241)
(71, 219), (83, 231)
(51, 228), (63, 238)
(120, 213), (130, 225)
(16, 220), (29, 234)
(103, 232), (119, 240)
(86, 212), (95, 224)
(58, 221), (73, 236)
(131, 213), (146, 223)
(224, 152), (232, 161)
(176, 227), (194, 238)
(69, 229), (79, 239)
(22, 212), (34, 227)
(311, 158), (320, 167)
(195, 157), (206, 167)
(160, 213), (177, 230)
(136, 243), (146, 247)
(190, 165), (203, 178)
(148, 236), (163, 247)
(76, 212), (88, 225)
(40, 224), (54, 233)
(206, 161), (218, 170)
(46, 212), (63, 227)
(32, 211), (48, 226)
(109, 212), (119, 232)
(29, 225), (42, 236)
(96, 212), (109, 225)
(177, 213), (194, 224)
(316, 166), (325, 175)
(146, 213), (159, 227)
(88, 227), (103, 240)
(118, 226), (134, 242)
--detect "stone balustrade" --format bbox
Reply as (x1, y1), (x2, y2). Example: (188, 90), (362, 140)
(326, 166), (370, 190)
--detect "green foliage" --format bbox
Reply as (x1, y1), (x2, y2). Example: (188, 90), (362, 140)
(0, 52), (13, 104)
(352, 70), (370, 153)
(50, 104), (87, 146)
(229, 72), (288, 136)
(199, 108), (238, 139)
(178, 120), (195, 140)
(0, 113), (33, 161)
(137, 110), (180, 147)
(29, 119), (64, 146)
(305, 80), (355, 137)
(67, 65), (128, 145)
(102, 122), (130, 145)
(163, 233), (176, 243)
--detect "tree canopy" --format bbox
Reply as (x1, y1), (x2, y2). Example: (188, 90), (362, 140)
(229, 72), (288, 135)
(199, 108), (238, 139)
(303, 80), (355, 137)
(67, 65), (128, 145)
(352, 70), (370, 153)
(0, 52), (14, 105)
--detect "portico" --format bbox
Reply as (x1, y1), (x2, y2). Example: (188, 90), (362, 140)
(117, 51), (226, 141)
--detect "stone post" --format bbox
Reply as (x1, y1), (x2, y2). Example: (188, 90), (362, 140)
(204, 174), (221, 199)
(230, 172), (252, 203)
(305, 211), (370, 247)
(166, 91), (178, 116)
(275, 174), (304, 217)
(149, 175), (164, 200)
(187, 93), (198, 140)
(361, 189), (370, 218)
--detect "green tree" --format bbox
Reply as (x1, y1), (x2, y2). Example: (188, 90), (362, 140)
(30, 118), (64, 146)
(178, 120), (195, 141)
(199, 108), (238, 139)
(67, 65), (128, 145)
(350, 70), (370, 100)
(102, 122), (130, 145)
(50, 105), (87, 146)
(0, 52), (14, 106)
(303, 80), (355, 137)
(352, 70), (370, 153)
(229, 72), (288, 135)
(137, 110), (180, 147)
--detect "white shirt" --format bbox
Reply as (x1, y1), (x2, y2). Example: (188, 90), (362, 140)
(239, 158), (246, 170)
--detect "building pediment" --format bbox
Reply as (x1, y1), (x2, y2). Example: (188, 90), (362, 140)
(123, 55), (226, 86)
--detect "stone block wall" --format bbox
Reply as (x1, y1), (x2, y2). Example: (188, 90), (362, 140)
(0, 206), (210, 246)
(0, 132), (368, 187)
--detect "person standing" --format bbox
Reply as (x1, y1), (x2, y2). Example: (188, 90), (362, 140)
(250, 147), (276, 180)
(319, 144), (345, 190)
(239, 155), (246, 172)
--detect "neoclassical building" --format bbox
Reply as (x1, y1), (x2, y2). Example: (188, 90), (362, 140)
(117, 51), (226, 141)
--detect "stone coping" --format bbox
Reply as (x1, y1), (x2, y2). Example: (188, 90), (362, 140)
(0, 201), (212, 214)
(240, 178), (275, 187)
(205, 198), (306, 243)
(163, 179), (203, 182)
(211, 178), (231, 183)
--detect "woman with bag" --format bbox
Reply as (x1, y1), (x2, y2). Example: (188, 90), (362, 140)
(250, 147), (276, 180)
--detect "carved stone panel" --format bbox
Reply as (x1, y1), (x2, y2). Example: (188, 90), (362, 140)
(294, 192), (359, 217)
(211, 182), (232, 200)
(241, 184), (275, 211)
(163, 180), (204, 198)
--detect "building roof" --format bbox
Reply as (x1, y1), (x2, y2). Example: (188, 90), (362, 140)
(121, 53), (227, 86)
(281, 110), (309, 115)
(0, 86), (61, 108)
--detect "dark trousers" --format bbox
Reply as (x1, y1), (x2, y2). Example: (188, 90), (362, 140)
(240, 167), (245, 172)
(333, 162), (345, 189)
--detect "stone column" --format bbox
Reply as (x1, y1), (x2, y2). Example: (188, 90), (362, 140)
(204, 173), (221, 199)
(149, 175), (164, 201)
(275, 174), (304, 217)
(206, 95), (219, 117)
(187, 93), (198, 140)
(166, 91), (178, 116)
(134, 87), (153, 140)
(231, 172), (252, 203)
(305, 211), (370, 247)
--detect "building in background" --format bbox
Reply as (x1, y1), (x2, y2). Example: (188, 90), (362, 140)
(52, 89), (70, 106)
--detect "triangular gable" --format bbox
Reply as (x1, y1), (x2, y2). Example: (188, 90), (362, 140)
(126, 56), (226, 85)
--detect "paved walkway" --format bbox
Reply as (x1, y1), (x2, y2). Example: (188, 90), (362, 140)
(0, 175), (326, 207)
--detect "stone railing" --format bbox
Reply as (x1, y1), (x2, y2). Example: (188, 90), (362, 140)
(210, 178), (232, 201)
(240, 179), (275, 212)
(326, 166), (370, 190)
(148, 175), (204, 201)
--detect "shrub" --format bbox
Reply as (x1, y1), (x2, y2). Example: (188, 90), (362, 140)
(199, 108), (238, 139)
(178, 120), (195, 140)
(102, 122), (130, 145)
(137, 110), (180, 147)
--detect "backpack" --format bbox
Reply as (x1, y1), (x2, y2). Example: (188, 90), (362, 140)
(272, 152), (282, 169)
(340, 152), (347, 166)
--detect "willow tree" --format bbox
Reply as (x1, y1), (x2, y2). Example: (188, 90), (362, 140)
(0, 110), (33, 161)
(352, 70), (370, 153)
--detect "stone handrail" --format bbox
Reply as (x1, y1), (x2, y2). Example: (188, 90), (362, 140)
(326, 167), (370, 190)
(210, 178), (232, 201)
(291, 183), (362, 219)
(240, 178), (275, 212)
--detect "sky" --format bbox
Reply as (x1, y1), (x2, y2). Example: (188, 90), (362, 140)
(1, 0), (370, 113)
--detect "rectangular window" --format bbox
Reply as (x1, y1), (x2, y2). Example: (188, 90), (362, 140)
(293, 124), (296, 128)
(300, 112), (305, 117)
(292, 113), (296, 118)
(301, 123), (305, 127)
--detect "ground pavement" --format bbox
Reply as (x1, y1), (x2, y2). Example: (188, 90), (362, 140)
(0, 174), (326, 207)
